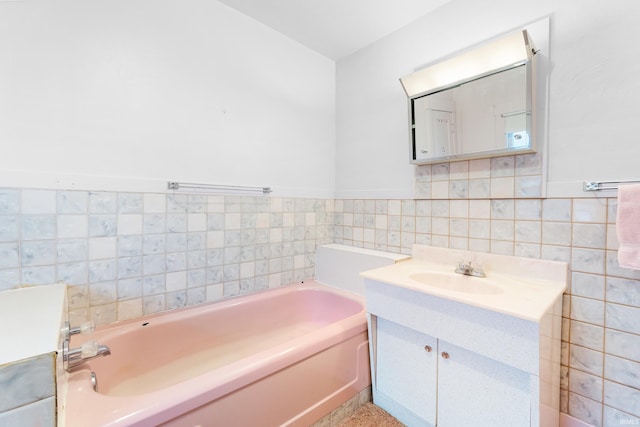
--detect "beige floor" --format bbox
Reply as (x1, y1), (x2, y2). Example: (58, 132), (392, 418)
(337, 403), (405, 427)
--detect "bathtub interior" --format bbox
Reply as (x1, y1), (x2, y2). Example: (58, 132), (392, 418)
(72, 286), (364, 397)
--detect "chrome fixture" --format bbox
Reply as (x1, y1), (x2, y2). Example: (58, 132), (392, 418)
(454, 261), (486, 278)
(167, 181), (272, 195)
(61, 321), (111, 371)
(583, 180), (640, 192)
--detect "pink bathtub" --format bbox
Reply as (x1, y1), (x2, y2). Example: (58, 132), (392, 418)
(61, 282), (371, 426)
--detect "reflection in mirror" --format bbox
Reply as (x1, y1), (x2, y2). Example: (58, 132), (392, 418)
(401, 30), (536, 165)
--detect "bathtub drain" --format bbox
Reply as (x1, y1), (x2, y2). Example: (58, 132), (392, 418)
(91, 371), (98, 392)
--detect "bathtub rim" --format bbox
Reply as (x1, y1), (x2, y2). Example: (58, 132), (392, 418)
(61, 281), (368, 427)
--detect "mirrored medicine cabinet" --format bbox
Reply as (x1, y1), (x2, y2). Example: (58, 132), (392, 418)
(400, 29), (537, 165)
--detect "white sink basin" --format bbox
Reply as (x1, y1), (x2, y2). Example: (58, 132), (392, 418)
(409, 272), (503, 295)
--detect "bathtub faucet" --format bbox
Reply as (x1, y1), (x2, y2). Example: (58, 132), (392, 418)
(63, 340), (111, 370)
(61, 321), (111, 371)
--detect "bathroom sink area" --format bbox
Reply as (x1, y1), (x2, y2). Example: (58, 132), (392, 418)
(361, 245), (567, 322)
(361, 244), (568, 427)
(408, 271), (503, 295)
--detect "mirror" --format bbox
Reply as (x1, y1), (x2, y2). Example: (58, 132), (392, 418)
(401, 30), (536, 165)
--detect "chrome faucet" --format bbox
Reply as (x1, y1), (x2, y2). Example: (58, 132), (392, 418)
(61, 321), (111, 371)
(64, 341), (111, 370)
(455, 261), (486, 277)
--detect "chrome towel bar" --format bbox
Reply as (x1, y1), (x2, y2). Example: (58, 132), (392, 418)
(167, 181), (272, 195)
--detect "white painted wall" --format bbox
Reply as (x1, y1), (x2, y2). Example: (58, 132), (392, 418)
(0, 0), (336, 197)
(335, 0), (640, 198)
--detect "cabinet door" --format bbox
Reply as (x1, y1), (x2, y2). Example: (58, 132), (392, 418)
(376, 317), (437, 425)
(437, 341), (531, 427)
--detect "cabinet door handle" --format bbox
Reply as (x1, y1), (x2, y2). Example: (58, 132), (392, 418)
(424, 345), (432, 352)
(441, 352), (450, 359)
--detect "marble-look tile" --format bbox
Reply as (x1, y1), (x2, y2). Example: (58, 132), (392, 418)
(490, 177), (514, 198)
(143, 294), (165, 314)
(187, 269), (206, 288)
(143, 193), (166, 213)
(0, 215), (19, 242)
(21, 190), (55, 214)
(604, 380), (640, 418)
(569, 392), (603, 427)
(187, 287), (206, 305)
(606, 277), (640, 307)
(542, 222), (572, 246)
(490, 156), (515, 177)
(515, 152), (542, 175)
(468, 178), (490, 198)
(142, 274), (165, 295)
(569, 368), (603, 402)
(117, 277), (142, 299)
(67, 284), (89, 309)
(117, 235), (142, 257)
(570, 321), (604, 351)
(90, 303), (117, 325)
(0, 396), (55, 427)
(606, 329), (640, 363)
(188, 251), (206, 270)
(57, 191), (88, 214)
(89, 192), (117, 214)
(431, 181), (449, 199)
(571, 296), (605, 325)
(573, 199), (608, 223)
(21, 266), (55, 285)
(117, 298), (142, 321)
(57, 238), (88, 263)
(542, 199), (572, 222)
(88, 215), (117, 237)
(449, 180), (468, 198)
(166, 290), (187, 309)
(468, 158), (490, 178)
(571, 248), (605, 274)
(58, 262), (88, 284)
(188, 195), (207, 213)
(21, 240), (56, 266)
(606, 303), (640, 335)
(606, 250), (640, 280)
(89, 281), (117, 305)
(167, 233), (188, 252)
(57, 214), (88, 239)
(603, 406), (640, 427)
(142, 235), (164, 255)
(166, 271), (187, 292)
(143, 213), (165, 234)
(0, 354), (54, 412)
(605, 354), (640, 390)
(0, 243), (19, 269)
(89, 260), (117, 283)
(0, 189), (20, 214)
(540, 244), (571, 263)
(167, 195), (188, 213)
(491, 199), (514, 219)
(118, 214), (142, 235)
(431, 163), (450, 181)
(21, 215), (55, 240)
(570, 344), (603, 376)
(490, 220), (514, 241)
(572, 272), (605, 300)
(515, 221), (541, 243)
(572, 223), (606, 249)
(515, 175), (542, 198)
(515, 199), (542, 220)
(118, 193), (142, 214)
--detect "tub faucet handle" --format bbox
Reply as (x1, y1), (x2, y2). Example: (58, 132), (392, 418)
(62, 320), (95, 341)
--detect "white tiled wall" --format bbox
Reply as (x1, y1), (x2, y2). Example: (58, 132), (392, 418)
(1, 183), (639, 426)
(333, 195), (640, 426)
(0, 189), (332, 326)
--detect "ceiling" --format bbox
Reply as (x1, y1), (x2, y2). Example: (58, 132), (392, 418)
(217, 0), (452, 60)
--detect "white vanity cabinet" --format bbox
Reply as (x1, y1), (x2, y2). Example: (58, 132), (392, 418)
(374, 315), (531, 427)
(362, 245), (567, 427)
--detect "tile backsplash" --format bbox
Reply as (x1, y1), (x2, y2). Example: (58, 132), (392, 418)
(0, 189), (332, 326)
(1, 185), (639, 425)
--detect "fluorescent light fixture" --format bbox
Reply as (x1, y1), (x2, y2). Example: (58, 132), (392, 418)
(400, 29), (535, 98)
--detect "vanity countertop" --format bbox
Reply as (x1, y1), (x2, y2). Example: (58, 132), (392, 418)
(361, 248), (567, 323)
(0, 283), (67, 365)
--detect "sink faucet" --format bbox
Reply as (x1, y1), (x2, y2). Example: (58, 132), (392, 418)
(455, 261), (486, 277)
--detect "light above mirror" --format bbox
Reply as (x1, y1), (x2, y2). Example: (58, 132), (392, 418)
(400, 29), (537, 165)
